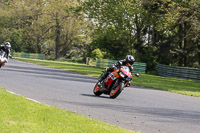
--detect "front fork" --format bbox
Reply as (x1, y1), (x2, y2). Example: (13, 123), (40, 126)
(112, 79), (130, 91)
(111, 79), (124, 90)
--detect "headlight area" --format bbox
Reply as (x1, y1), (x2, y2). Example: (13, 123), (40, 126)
(125, 77), (132, 81)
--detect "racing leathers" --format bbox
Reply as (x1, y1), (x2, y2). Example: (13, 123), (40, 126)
(98, 60), (134, 83)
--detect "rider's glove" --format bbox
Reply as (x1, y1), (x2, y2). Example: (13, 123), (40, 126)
(118, 61), (123, 66)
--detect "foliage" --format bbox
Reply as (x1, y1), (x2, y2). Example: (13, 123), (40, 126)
(0, 0), (91, 59)
(79, 0), (200, 70)
(91, 48), (103, 59)
(1, 0), (200, 70)
(10, 31), (23, 52)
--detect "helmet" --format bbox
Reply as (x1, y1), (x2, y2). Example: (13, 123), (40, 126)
(5, 42), (11, 49)
(125, 55), (135, 65)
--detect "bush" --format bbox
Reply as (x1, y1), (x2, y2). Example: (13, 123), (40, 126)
(193, 62), (200, 68)
(91, 48), (103, 59)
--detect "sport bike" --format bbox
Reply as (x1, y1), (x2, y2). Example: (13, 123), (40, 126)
(0, 50), (9, 68)
(93, 66), (139, 99)
(0, 53), (8, 68)
(0, 56), (7, 68)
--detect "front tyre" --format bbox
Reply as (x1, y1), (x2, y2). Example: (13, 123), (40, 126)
(93, 83), (102, 96)
(110, 82), (124, 99)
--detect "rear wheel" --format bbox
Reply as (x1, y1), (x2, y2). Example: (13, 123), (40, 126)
(93, 83), (102, 96)
(110, 82), (124, 99)
(0, 60), (2, 68)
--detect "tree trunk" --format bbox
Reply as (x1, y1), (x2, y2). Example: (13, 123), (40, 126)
(178, 23), (187, 67)
(198, 43), (200, 66)
(183, 22), (188, 67)
(134, 14), (142, 51)
(36, 35), (41, 53)
(55, 13), (60, 59)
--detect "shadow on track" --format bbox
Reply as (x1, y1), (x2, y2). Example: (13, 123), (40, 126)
(81, 93), (111, 99)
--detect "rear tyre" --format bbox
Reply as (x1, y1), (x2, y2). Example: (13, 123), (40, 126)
(93, 83), (102, 96)
(110, 82), (124, 99)
(0, 61), (2, 68)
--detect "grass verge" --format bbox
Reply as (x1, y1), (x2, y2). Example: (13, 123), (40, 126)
(0, 87), (134, 133)
(14, 57), (200, 97)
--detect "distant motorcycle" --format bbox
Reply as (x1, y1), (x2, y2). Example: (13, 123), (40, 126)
(0, 51), (9, 68)
(93, 66), (139, 99)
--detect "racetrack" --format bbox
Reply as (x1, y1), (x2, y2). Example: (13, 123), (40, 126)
(1, 59), (200, 133)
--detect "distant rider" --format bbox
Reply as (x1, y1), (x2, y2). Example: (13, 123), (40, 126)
(98, 55), (136, 85)
(0, 42), (11, 67)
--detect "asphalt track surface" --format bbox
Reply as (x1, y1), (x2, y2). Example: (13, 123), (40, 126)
(1, 60), (200, 133)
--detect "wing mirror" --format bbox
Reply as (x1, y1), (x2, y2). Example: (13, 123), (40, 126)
(135, 73), (139, 77)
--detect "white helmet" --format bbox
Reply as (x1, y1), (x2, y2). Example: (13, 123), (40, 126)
(125, 55), (135, 65)
(5, 42), (11, 49)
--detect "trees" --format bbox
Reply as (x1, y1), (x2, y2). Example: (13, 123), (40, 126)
(0, 0), (199, 69)
(80, 0), (143, 59)
(170, 0), (200, 67)
(80, 0), (200, 69)
(149, 0), (200, 67)
(0, 0), (90, 59)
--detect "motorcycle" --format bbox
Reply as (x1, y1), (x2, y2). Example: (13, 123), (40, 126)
(0, 51), (9, 68)
(93, 66), (139, 99)
(0, 56), (7, 68)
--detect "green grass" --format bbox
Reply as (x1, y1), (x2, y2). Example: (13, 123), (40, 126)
(14, 57), (200, 97)
(15, 57), (103, 77)
(133, 74), (200, 97)
(0, 87), (134, 133)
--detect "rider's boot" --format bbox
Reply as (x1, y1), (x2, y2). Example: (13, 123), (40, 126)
(98, 72), (109, 86)
(97, 76), (104, 86)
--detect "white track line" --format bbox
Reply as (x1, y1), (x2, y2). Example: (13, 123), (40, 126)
(6, 90), (42, 104)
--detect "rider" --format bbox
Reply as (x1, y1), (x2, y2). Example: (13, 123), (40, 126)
(98, 55), (135, 84)
(0, 42), (11, 67)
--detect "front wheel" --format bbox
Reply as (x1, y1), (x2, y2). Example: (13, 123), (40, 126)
(93, 83), (102, 96)
(110, 82), (124, 99)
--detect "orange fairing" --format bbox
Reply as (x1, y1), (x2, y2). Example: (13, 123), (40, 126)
(105, 69), (119, 88)
(94, 84), (100, 93)
(112, 69), (119, 78)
